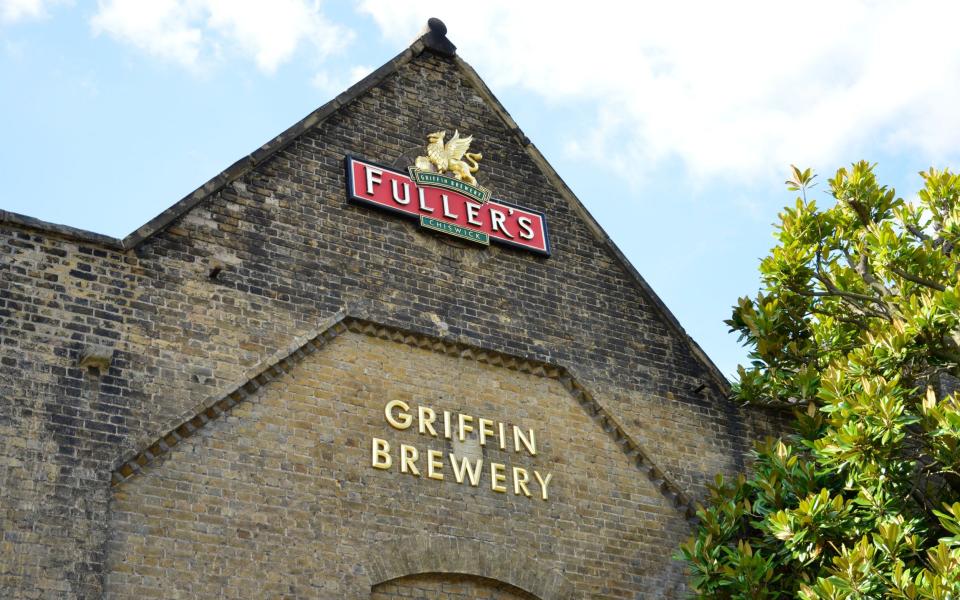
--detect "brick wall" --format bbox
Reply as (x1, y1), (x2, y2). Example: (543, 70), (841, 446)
(106, 332), (693, 598)
(0, 38), (782, 598)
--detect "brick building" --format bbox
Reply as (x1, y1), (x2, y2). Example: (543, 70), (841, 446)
(0, 19), (778, 599)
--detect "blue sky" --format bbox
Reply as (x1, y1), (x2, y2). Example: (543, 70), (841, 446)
(3, 1), (960, 378)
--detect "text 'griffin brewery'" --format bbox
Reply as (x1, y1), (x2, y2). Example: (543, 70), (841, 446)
(370, 399), (553, 500)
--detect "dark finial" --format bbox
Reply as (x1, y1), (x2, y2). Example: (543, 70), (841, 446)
(422, 17), (456, 57)
(427, 18), (447, 36)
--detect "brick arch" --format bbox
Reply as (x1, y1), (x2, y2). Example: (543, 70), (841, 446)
(372, 573), (540, 599)
(364, 535), (572, 599)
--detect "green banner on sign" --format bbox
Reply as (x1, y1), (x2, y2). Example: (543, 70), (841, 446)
(420, 216), (490, 245)
(408, 169), (492, 204)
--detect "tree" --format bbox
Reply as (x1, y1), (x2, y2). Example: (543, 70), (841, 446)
(678, 162), (960, 599)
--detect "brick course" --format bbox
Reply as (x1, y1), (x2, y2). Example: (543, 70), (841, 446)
(0, 24), (782, 598)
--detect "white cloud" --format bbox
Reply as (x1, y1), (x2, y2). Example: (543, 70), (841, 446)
(359, 1), (960, 182)
(1, 0), (68, 23)
(348, 64), (372, 83)
(312, 64), (373, 95)
(91, 0), (351, 73)
(310, 70), (336, 92)
(91, 1), (203, 68)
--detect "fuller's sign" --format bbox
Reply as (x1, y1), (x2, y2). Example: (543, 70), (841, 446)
(345, 155), (551, 256)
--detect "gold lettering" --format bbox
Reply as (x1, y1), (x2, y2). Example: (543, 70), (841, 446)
(449, 454), (483, 487)
(384, 400), (412, 430)
(458, 413), (474, 442)
(513, 426), (537, 456)
(400, 444), (420, 476)
(427, 449), (444, 481)
(371, 438), (391, 470)
(377, 404), (547, 498)
(490, 462), (507, 493)
(418, 405), (437, 437)
(478, 418), (495, 446)
(533, 470), (552, 500)
(512, 466), (531, 497)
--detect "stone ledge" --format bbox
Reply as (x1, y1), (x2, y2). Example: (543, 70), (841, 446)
(0, 209), (124, 249)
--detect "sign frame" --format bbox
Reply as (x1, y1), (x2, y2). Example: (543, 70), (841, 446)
(344, 155), (552, 257)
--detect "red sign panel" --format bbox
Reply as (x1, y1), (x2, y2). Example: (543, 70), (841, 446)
(345, 156), (551, 256)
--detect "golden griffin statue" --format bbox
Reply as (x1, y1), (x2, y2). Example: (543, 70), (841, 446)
(414, 130), (483, 187)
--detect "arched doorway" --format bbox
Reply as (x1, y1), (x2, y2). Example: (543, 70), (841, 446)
(372, 573), (540, 599)
(363, 535), (575, 599)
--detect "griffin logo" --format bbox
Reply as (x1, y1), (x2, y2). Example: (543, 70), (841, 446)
(409, 130), (492, 205)
(414, 130), (483, 188)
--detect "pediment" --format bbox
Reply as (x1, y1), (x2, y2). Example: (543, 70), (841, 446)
(111, 314), (695, 520)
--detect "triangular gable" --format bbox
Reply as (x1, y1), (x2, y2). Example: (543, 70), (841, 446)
(0, 19), (727, 390)
(110, 312), (697, 522)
